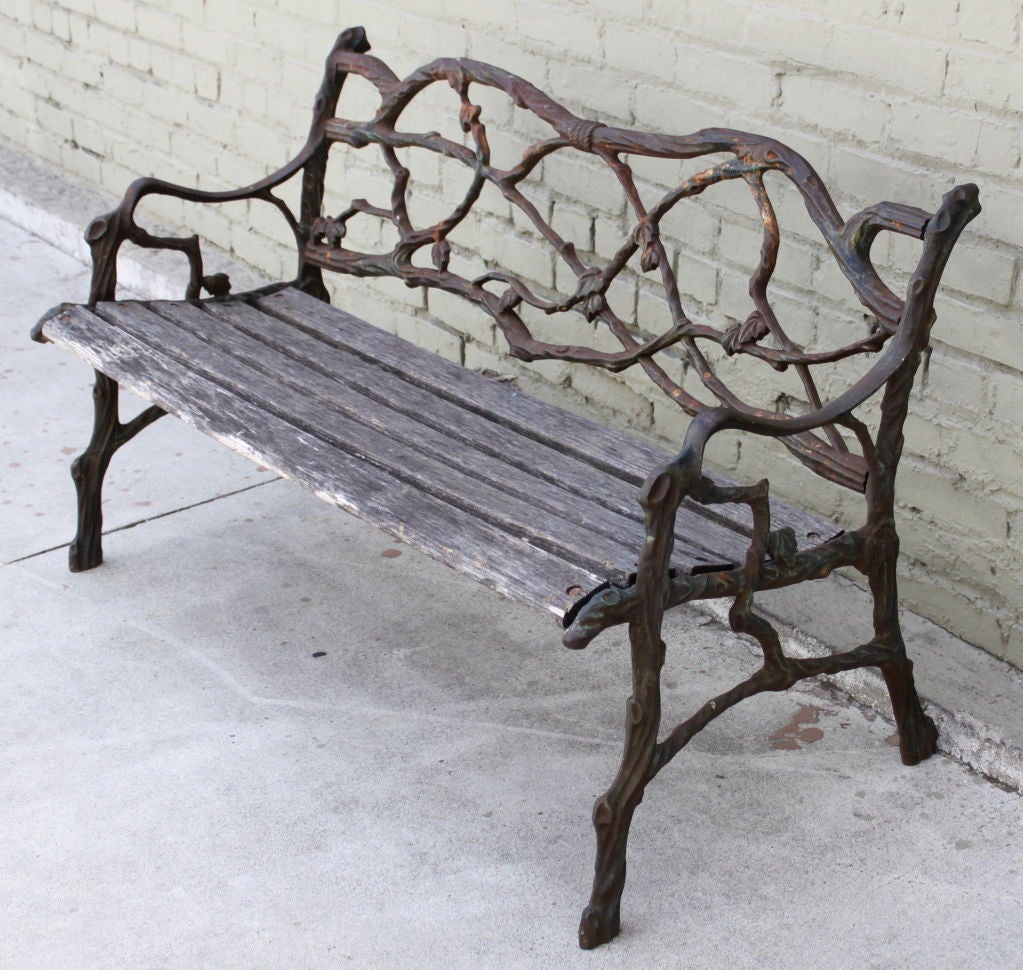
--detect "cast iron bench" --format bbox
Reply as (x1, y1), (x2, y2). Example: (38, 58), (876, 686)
(33, 27), (980, 949)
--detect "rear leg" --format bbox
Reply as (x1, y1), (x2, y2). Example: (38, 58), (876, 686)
(869, 523), (938, 765)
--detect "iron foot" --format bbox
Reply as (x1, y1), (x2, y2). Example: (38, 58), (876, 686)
(69, 452), (106, 572)
(578, 901), (620, 949)
(896, 707), (939, 766)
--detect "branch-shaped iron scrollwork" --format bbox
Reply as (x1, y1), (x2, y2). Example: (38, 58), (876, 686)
(307, 50), (978, 493)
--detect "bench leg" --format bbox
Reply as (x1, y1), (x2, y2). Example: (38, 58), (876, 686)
(70, 372), (119, 571)
(579, 465), (682, 949)
(69, 371), (166, 572)
(578, 623), (663, 949)
(869, 529), (939, 766)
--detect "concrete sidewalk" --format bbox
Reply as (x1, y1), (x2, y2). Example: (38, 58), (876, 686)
(2, 215), (1021, 966)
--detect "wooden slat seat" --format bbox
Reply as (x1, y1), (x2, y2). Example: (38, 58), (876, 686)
(39, 286), (835, 619)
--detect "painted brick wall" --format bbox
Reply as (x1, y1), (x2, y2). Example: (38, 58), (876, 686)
(3, 0), (1021, 665)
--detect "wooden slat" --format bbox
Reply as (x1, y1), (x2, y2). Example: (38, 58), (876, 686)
(182, 298), (751, 569)
(40, 281), (841, 625)
(257, 288), (839, 547)
(41, 305), (603, 617)
(93, 300), (650, 580)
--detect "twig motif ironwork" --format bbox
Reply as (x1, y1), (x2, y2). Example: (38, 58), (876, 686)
(51, 27), (981, 950)
(309, 46), (955, 493)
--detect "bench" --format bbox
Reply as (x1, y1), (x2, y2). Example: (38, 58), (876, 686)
(32, 27), (980, 949)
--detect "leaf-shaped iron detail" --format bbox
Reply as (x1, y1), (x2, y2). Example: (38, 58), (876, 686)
(431, 237), (451, 272)
(567, 268), (606, 322)
(632, 221), (661, 273)
(326, 219), (346, 248)
(499, 288), (523, 312)
(459, 100), (482, 133)
(312, 216), (346, 249)
(722, 309), (770, 355)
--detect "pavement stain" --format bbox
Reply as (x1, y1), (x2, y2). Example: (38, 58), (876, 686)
(770, 703), (832, 751)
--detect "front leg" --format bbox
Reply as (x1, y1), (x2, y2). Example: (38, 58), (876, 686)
(578, 624), (665, 948)
(69, 372), (119, 571)
(69, 370), (165, 572)
(578, 470), (679, 949)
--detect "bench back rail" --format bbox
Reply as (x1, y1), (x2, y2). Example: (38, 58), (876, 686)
(79, 28), (977, 500)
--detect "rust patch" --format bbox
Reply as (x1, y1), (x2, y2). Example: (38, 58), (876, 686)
(382, 548), (402, 558)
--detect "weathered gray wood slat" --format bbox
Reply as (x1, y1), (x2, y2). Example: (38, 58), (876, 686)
(93, 300), (649, 580)
(42, 306), (603, 616)
(195, 297), (751, 567)
(156, 299), (701, 570)
(257, 287), (838, 547)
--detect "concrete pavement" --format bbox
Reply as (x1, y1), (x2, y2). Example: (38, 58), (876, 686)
(2, 201), (1022, 965)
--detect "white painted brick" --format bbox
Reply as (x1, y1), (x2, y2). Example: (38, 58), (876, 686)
(867, 0), (959, 44)
(958, 0), (1019, 49)
(550, 201), (592, 253)
(890, 101), (984, 169)
(975, 121), (1020, 180)
(426, 287), (495, 346)
(0, 20), (28, 59)
(659, 200), (718, 255)
(940, 242), (1016, 306)
(935, 299), (1023, 376)
(631, 82), (720, 138)
(593, 212), (630, 262)
(827, 24), (947, 98)
(589, 0), (645, 18)
(30, 3), (51, 33)
(92, 0), (135, 32)
(545, 60), (632, 123)
(201, 0), (256, 35)
(604, 26), (676, 82)
(485, 229), (554, 288)
(827, 146), (940, 212)
(921, 352), (990, 419)
(674, 46), (778, 113)
(993, 372), (1023, 429)
(945, 49), (1023, 114)
(674, 252), (718, 307)
(518, 1), (602, 62)
(636, 284), (672, 334)
(32, 98), (73, 143)
(657, 0), (751, 47)
(570, 364), (653, 429)
(782, 75), (889, 144)
(739, 6), (829, 64)
(543, 151), (626, 216)
(193, 63), (219, 102)
(462, 340), (506, 376)
(464, 33), (551, 93)
(2, 0), (34, 24)
(396, 11), (470, 61)
(898, 459), (1008, 541)
(717, 219), (765, 273)
(135, 5), (183, 47)
(180, 21), (235, 67)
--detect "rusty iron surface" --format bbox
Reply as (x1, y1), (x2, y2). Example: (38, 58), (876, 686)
(43, 26), (982, 950)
